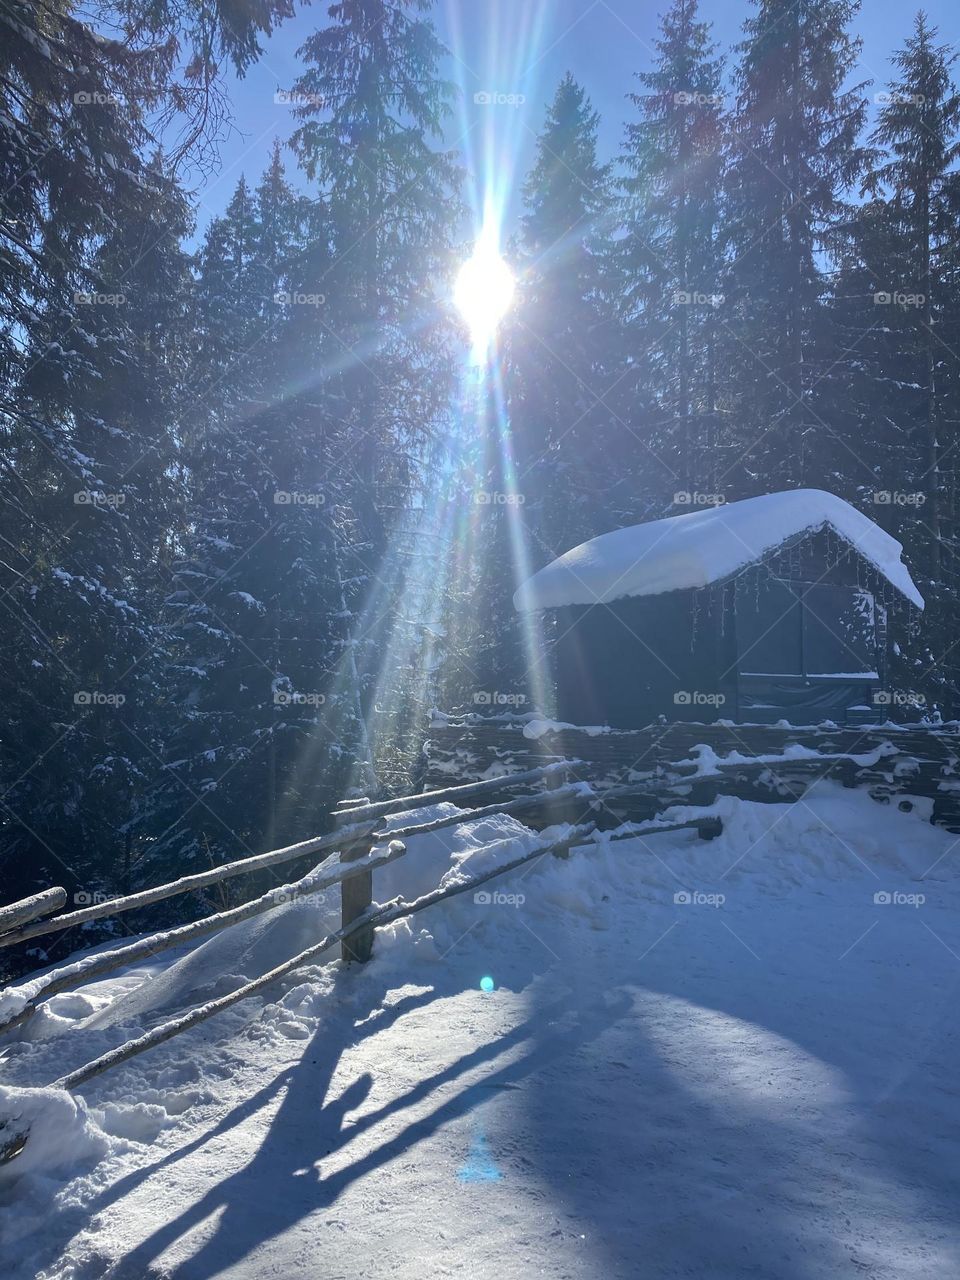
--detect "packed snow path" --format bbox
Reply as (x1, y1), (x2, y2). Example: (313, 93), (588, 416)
(3, 784), (960, 1278)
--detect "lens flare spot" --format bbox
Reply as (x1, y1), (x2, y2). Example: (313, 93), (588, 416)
(457, 1130), (502, 1182)
(480, 975), (495, 993)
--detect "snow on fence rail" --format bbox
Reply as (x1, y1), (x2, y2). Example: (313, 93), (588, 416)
(53, 813), (725, 1093)
(0, 810), (716, 1062)
(0, 843), (403, 1036)
(423, 718), (960, 830)
(330, 761), (572, 824)
(4, 713), (954, 1173)
(52, 822), (599, 1091)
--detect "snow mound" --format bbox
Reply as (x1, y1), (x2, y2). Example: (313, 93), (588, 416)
(521, 718), (609, 739)
(375, 804), (543, 905)
(513, 489), (924, 610)
(0, 1085), (113, 1186)
(79, 897), (343, 1033)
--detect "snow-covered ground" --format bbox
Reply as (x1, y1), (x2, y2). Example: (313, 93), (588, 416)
(2, 784), (960, 1279)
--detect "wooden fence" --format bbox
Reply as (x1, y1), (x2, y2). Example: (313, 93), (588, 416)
(421, 715), (960, 830)
(0, 755), (727, 1166)
(7, 711), (951, 1162)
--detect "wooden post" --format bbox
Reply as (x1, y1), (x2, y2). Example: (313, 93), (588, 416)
(340, 832), (375, 963)
(123, 828), (132, 897)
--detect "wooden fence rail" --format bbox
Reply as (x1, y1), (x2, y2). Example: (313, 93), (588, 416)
(0, 820), (382, 951)
(422, 718), (960, 830)
(0, 841), (405, 1038)
(53, 821), (604, 1092)
(385, 782), (594, 842)
(4, 710), (956, 1175)
(1, 811), (719, 1074)
(0, 887), (67, 936)
(330, 761), (571, 825)
(0, 763), (573, 953)
(1, 795), (596, 1034)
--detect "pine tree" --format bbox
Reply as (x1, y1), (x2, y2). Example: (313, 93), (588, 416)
(0, 0), (301, 919)
(0, 154), (192, 906)
(59, 159), (193, 876)
(618, 0), (725, 502)
(865, 13), (960, 579)
(147, 162), (328, 875)
(291, 0), (460, 548)
(830, 14), (960, 709)
(723, 0), (870, 492)
(509, 74), (618, 557)
(460, 73), (619, 712)
(290, 0), (462, 777)
(0, 0), (192, 909)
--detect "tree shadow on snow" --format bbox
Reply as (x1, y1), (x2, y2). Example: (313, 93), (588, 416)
(94, 960), (631, 1280)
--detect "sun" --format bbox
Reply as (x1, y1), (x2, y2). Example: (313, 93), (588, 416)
(454, 230), (515, 352)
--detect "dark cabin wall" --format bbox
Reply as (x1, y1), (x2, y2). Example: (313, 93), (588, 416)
(733, 531), (887, 689)
(730, 551), (888, 724)
(548, 529), (901, 729)
(554, 589), (728, 728)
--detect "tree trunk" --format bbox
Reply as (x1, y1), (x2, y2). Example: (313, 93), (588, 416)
(921, 188), (940, 579)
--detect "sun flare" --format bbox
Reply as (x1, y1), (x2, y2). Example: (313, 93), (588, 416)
(454, 231), (515, 351)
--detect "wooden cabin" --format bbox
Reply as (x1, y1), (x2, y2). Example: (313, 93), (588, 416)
(513, 490), (924, 729)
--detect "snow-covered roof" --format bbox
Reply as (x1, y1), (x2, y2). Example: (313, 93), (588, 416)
(513, 489), (924, 612)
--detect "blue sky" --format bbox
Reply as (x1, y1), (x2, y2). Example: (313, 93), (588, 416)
(187, 0), (960, 236)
